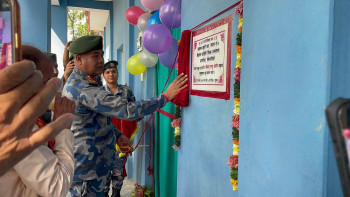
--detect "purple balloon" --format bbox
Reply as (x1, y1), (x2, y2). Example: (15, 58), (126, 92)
(159, 38), (179, 68)
(142, 24), (172, 54)
(159, 0), (181, 29)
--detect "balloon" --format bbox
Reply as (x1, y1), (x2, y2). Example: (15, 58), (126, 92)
(125, 6), (145, 25)
(141, 0), (164, 11)
(127, 53), (146, 75)
(142, 24), (172, 54)
(140, 48), (158, 67)
(159, 0), (181, 29)
(137, 13), (151, 32)
(147, 11), (162, 26)
(158, 38), (179, 68)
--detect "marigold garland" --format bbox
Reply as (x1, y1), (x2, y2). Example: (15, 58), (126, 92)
(171, 105), (182, 150)
(228, 1), (243, 191)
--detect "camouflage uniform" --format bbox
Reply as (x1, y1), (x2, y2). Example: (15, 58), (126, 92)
(62, 68), (167, 196)
(103, 85), (135, 196)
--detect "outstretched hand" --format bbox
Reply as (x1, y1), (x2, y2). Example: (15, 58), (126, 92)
(163, 73), (188, 101)
(0, 60), (74, 176)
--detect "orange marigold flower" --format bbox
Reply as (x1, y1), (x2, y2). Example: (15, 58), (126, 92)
(233, 140), (239, 145)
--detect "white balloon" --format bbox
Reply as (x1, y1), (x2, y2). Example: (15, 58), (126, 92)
(140, 48), (158, 67)
(137, 13), (151, 32)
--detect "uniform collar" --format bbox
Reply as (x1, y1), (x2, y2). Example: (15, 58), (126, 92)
(74, 68), (103, 86)
(104, 84), (123, 94)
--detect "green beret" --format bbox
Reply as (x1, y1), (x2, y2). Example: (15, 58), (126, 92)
(69, 35), (103, 54)
(103, 60), (118, 72)
(44, 52), (57, 63)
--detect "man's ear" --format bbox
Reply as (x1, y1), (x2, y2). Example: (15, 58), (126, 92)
(75, 54), (82, 66)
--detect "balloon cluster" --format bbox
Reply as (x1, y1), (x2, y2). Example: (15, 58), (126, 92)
(125, 0), (181, 75)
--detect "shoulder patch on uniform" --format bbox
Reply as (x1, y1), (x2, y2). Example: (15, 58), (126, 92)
(86, 75), (98, 84)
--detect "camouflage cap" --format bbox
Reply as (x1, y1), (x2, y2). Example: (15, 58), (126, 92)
(44, 52), (57, 63)
(103, 60), (118, 72)
(69, 35), (103, 54)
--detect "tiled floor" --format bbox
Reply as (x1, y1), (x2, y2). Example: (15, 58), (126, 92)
(108, 178), (134, 197)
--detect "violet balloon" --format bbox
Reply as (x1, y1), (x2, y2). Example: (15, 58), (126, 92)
(159, 0), (181, 29)
(142, 24), (172, 54)
(125, 6), (145, 25)
(158, 38), (179, 68)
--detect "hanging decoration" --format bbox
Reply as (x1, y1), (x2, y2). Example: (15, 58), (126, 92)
(171, 105), (182, 150)
(228, 1), (243, 191)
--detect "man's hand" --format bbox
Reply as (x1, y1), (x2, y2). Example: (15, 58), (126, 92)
(117, 135), (133, 153)
(63, 41), (73, 68)
(63, 60), (74, 81)
(0, 60), (74, 176)
(163, 73), (188, 101)
(53, 92), (76, 129)
(65, 41), (73, 50)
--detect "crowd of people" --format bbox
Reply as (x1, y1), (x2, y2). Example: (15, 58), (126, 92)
(0, 35), (188, 197)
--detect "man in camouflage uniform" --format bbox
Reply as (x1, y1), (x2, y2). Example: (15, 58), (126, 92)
(62, 36), (188, 197)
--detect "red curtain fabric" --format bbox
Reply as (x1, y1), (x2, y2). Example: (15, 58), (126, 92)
(171, 30), (191, 107)
(111, 118), (138, 139)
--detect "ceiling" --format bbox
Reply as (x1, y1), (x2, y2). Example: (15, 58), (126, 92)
(51, 0), (113, 6)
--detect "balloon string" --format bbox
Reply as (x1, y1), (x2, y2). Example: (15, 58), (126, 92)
(190, 0), (242, 31)
(134, 52), (179, 151)
(133, 0), (241, 152)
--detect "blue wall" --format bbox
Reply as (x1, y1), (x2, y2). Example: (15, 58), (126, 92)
(239, 0), (332, 196)
(177, 0), (238, 196)
(51, 0), (68, 78)
(19, 0), (51, 52)
(177, 0), (343, 196)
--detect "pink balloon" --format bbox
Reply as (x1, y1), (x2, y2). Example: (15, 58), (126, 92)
(141, 0), (164, 11)
(125, 6), (145, 25)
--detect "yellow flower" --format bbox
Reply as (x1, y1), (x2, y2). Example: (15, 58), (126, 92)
(234, 147), (239, 152)
(233, 184), (238, 191)
(230, 179), (235, 184)
(234, 106), (240, 114)
(239, 18), (243, 24)
(237, 53), (241, 62)
(236, 60), (241, 68)
(175, 127), (180, 134)
(238, 26), (242, 32)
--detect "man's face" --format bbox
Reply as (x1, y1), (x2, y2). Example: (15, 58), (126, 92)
(103, 68), (118, 85)
(77, 49), (104, 76)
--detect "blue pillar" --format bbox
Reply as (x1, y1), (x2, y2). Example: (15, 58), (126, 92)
(51, 0), (68, 77)
(18, 0), (51, 52)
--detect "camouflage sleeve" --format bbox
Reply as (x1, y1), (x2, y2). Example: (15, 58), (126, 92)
(128, 89), (136, 102)
(79, 86), (167, 120)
